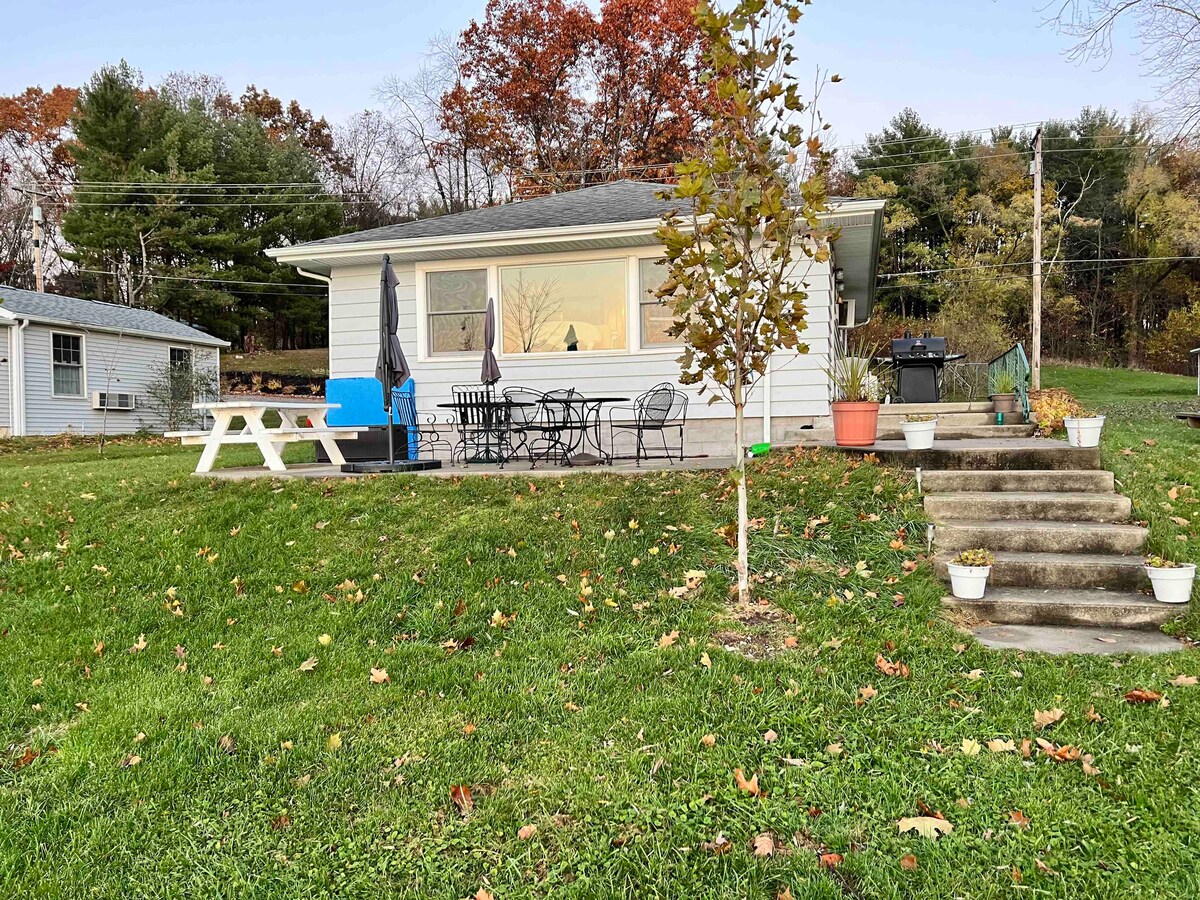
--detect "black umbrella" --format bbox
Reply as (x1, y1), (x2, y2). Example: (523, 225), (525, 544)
(481, 296), (501, 385)
(375, 255), (410, 464)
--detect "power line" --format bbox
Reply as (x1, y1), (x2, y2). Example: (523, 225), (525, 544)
(75, 267), (326, 292)
(878, 254), (1200, 279)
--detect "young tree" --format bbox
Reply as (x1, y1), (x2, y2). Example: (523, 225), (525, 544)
(656, 0), (834, 605)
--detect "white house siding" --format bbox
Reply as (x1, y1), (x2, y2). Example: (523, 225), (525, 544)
(327, 251), (835, 457)
(20, 324), (220, 436)
(0, 323), (11, 436)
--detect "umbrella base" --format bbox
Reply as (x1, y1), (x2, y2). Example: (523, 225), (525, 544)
(341, 460), (443, 474)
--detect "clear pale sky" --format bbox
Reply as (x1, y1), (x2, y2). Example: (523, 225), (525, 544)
(4, 0), (1150, 145)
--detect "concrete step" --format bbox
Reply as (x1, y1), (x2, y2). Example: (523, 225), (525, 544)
(880, 401), (994, 415)
(924, 491), (1132, 523)
(790, 424), (1037, 442)
(934, 550), (1147, 590)
(877, 412), (1004, 427)
(935, 519), (1147, 555)
(808, 440), (1102, 471)
(921, 469), (1115, 493)
(971, 624), (1182, 654)
(943, 586), (1172, 630)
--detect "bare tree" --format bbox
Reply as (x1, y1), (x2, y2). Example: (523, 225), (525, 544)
(1047, 1), (1200, 135)
(502, 272), (563, 353)
(333, 110), (425, 229)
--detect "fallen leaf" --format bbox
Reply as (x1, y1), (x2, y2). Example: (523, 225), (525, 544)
(900, 853), (918, 871)
(986, 739), (1016, 753)
(369, 667), (390, 684)
(858, 685), (878, 703)
(700, 651), (712, 669)
(474, 890), (494, 900)
(326, 733), (342, 751)
(897, 816), (953, 839)
(1170, 674), (1198, 687)
(1170, 516), (1190, 527)
(463, 723), (476, 735)
(819, 852), (843, 868)
(702, 832), (732, 855)
(733, 767), (762, 796)
(751, 832), (775, 857)
(297, 656), (319, 673)
(700, 733), (716, 747)
(1124, 689), (1163, 704)
(451, 784), (474, 815)
(1008, 809), (1031, 830)
(517, 824), (538, 840)
(1086, 705), (1103, 723)
(119, 754), (141, 768)
(875, 654), (910, 678)
(1033, 708), (1064, 730)
(271, 814), (291, 830)
(960, 738), (981, 756)
(964, 669), (984, 680)
(217, 735), (236, 755)
(1144, 438), (1158, 446)
(763, 729), (778, 743)
(128, 634), (147, 654)
(826, 742), (844, 756)
(318, 633), (332, 646)
(1035, 859), (1059, 876)
(658, 630), (679, 648)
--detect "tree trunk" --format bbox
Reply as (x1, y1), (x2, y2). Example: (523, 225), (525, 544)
(733, 392), (749, 606)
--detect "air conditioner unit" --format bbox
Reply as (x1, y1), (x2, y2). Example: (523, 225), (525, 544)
(92, 391), (136, 411)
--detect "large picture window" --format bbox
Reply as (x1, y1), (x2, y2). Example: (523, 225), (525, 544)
(51, 332), (84, 397)
(638, 257), (681, 347)
(500, 259), (626, 354)
(427, 269), (488, 355)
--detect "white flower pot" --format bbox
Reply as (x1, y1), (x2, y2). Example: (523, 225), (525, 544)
(1064, 415), (1105, 448)
(900, 420), (937, 450)
(1145, 563), (1196, 604)
(947, 563), (991, 600)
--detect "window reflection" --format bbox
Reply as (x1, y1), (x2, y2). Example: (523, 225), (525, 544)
(500, 260), (627, 354)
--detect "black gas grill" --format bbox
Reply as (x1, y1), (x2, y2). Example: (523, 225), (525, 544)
(890, 332), (958, 403)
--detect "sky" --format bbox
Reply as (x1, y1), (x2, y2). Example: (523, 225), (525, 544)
(3, 0), (1153, 146)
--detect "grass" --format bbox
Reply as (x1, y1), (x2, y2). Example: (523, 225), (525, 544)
(221, 349), (329, 379)
(1045, 363), (1200, 634)
(1, 399), (1199, 897)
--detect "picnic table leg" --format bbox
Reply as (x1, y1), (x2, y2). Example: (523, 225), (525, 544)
(195, 411), (233, 474)
(242, 409), (288, 472)
(305, 409), (347, 466)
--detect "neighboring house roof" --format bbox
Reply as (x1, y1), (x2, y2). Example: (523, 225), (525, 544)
(0, 285), (229, 348)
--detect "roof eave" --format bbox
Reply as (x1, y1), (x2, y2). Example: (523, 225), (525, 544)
(8, 311), (229, 348)
(266, 198), (887, 270)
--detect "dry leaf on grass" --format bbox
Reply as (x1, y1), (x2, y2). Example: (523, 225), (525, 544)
(297, 656), (318, 673)
(369, 667), (390, 684)
(751, 832), (775, 857)
(700, 733), (716, 747)
(763, 729), (778, 743)
(897, 816), (953, 839)
(986, 739), (1016, 753)
(733, 767), (762, 796)
(875, 654), (910, 678)
(658, 630), (679, 648)
(1169, 674), (1197, 687)
(702, 832), (732, 855)
(1124, 689), (1163, 703)
(517, 824), (538, 840)
(1033, 708), (1064, 729)
(450, 784), (474, 815)
(1008, 809), (1031, 830)
(900, 853), (918, 871)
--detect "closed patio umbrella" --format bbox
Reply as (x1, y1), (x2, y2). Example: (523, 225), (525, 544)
(375, 255), (410, 464)
(481, 296), (501, 385)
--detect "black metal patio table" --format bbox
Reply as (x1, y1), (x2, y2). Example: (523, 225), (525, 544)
(547, 395), (630, 466)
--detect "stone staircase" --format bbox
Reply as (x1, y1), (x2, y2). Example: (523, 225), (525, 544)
(924, 454), (1174, 632)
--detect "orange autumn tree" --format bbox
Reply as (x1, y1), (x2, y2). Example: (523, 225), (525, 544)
(451, 0), (710, 192)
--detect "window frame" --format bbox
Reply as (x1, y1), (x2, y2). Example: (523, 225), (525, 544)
(423, 268), (491, 358)
(636, 255), (683, 349)
(415, 249), (681, 362)
(168, 346), (194, 371)
(49, 330), (86, 399)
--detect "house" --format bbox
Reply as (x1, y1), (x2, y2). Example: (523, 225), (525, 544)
(0, 285), (227, 437)
(266, 181), (884, 455)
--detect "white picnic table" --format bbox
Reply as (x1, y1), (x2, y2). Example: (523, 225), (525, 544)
(167, 399), (364, 474)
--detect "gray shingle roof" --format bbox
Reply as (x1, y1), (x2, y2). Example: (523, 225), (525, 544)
(295, 180), (685, 248)
(0, 285), (228, 347)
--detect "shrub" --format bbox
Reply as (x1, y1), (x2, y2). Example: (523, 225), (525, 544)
(952, 548), (995, 567)
(1145, 299), (1200, 375)
(1028, 388), (1082, 436)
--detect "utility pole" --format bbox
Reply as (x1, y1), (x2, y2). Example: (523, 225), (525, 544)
(18, 187), (49, 292)
(1030, 127), (1043, 391)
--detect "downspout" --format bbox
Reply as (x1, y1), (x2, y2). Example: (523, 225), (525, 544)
(13, 318), (29, 436)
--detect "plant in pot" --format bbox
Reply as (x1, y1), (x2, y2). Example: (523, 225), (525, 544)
(826, 350), (880, 447)
(947, 548), (994, 600)
(990, 369), (1018, 416)
(1144, 555), (1196, 604)
(1063, 405), (1106, 448)
(900, 413), (937, 450)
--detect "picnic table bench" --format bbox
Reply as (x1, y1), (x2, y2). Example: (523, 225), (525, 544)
(167, 399), (364, 474)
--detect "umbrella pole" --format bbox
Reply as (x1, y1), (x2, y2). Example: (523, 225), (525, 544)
(386, 395), (395, 466)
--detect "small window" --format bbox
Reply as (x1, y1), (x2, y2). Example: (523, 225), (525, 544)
(638, 257), (681, 347)
(427, 269), (488, 355)
(169, 347), (193, 370)
(51, 333), (84, 397)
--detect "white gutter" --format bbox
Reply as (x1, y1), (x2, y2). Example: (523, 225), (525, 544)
(5, 313), (227, 349)
(296, 267), (332, 285)
(12, 317), (28, 436)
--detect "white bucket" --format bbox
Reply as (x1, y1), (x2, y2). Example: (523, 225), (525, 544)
(947, 563), (991, 600)
(900, 420), (937, 450)
(1064, 416), (1105, 448)
(1145, 563), (1196, 604)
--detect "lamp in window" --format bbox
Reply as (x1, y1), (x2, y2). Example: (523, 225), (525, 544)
(563, 324), (579, 352)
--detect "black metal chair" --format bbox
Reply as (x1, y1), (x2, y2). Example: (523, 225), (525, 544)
(527, 388), (580, 467)
(609, 383), (687, 465)
(501, 386), (545, 461)
(391, 389), (452, 460)
(449, 384), (511, 465)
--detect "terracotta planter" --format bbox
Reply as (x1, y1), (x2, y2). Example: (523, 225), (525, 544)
(831, 401), (880, 447)
(991, 393), (1017, 415)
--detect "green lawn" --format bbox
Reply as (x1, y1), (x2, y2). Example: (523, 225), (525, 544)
(2, 398), (1199, 897)
(221, 349), (329, 378)
(1045, 364), (1200, 634)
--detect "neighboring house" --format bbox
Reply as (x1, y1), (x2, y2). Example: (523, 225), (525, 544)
(266, 181), (884, 455)
(0, 285), (227, 437)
